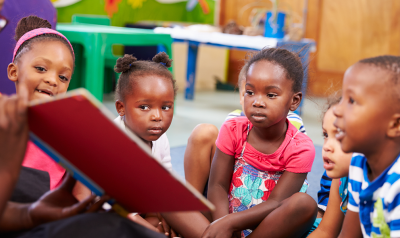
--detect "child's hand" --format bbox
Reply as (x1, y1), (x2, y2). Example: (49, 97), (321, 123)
(201, 215), (234, 238)
(27, 174), (108, 227)
(0, 82), (29, 174)
(0, 83), (29, 217)
(156, 213), (180, 237)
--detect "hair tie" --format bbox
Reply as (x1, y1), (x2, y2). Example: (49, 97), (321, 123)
(129, 64), (132, 67)
(160, 62), (166, 67)
(13, 28), (74, 62)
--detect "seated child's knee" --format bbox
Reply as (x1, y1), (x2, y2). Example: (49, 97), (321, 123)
(190, 124), (219, 144)
(287, 193), (318, 218)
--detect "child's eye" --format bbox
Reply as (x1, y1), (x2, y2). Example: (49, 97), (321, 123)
(322, 132), (328, 139)
(59, 75), (69, 82)
(246, 90), (254, 96)
(349, 97), (355, 104)
(140, 105), (150, 110)
(267, 93), (277, 98)
(35, 66), (46, 72)
(162, 105), (172, 110)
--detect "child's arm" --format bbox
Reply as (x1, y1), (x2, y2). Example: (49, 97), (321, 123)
(308, 179), (344, 238)
(207, 148), (235, 221)
(0, 84), (29, 217)
(338, 210), (363, 238)
(128, 213), (160, 233)
(0, 175), (107, 232)
(205, 170), (307, 236)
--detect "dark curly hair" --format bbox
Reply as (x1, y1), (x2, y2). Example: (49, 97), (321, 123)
(114, 52), (177, 101)
(358, 55), (400, 84)
(245, 47), (304, 93)
(13, 15), (74, 63)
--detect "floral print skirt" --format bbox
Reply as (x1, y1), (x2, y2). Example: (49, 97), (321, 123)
(228, 156), (283, 237)
(228, 156), (309, 237)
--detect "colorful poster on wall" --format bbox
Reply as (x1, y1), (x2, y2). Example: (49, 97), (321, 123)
(55, 0), (215, 25)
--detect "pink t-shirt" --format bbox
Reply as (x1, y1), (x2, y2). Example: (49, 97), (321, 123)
(22, 141), (66, 190)
(216, 117), (315, 173)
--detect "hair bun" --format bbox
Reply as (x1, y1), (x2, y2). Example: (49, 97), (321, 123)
(14, 16), (52, 41)
(114, 54), (137, 73)
(152, 52), (172, 68)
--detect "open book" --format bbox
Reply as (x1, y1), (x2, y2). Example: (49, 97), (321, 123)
(28, 88), (214, 214)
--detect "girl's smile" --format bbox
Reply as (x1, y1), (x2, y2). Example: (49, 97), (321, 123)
(35, 89), (54, 97)
(8, 41), (73, 101)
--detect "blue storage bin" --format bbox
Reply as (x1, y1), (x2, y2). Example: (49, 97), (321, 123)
(264, 11), (286, 38)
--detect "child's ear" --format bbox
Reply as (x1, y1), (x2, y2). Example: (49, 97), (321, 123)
(7, 63), (18, 82)
(289, 92), (302, 111)
(387, 113), (400, 138)
(115, 100), (125, 117)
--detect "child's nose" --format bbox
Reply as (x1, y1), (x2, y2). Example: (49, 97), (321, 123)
(151, 109), (162, 121)
(332, 100), (343, 118)
(323, 139), (334, 153)
(44, 75), (58, 87)
(252, 97), (266, 108)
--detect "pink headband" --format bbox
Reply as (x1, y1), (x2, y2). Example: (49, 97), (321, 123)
(12, 28), (74, 62)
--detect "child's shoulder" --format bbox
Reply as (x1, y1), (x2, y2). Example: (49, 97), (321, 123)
(221, 116), (248, 131)
(382, 155), (400, 193)
(287, 122), (313, 146)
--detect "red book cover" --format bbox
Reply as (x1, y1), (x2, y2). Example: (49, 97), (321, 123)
(28, 89), (214, 214)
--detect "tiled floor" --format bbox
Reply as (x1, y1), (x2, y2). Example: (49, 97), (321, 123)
(103, 90), (326, 147)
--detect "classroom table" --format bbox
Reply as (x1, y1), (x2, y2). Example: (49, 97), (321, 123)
(56, 23), (173, 101)
(154, 27), (315, 115)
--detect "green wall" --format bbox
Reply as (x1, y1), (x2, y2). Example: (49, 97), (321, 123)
(57, 0), (215, 26)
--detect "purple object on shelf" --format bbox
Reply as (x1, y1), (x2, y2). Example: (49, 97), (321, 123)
(0, 0), (56, 95)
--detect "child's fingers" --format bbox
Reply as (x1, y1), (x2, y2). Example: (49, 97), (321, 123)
(62, 194), (96, 217)
(156, 222), (164, 234)
(4, 95), (18, 127)
(160, 217), (170, 237)
(85, 195), (110, 213)
(16, 81), (28, 115)
(58, 173), (78, 192)
(171, 228), (178, 237)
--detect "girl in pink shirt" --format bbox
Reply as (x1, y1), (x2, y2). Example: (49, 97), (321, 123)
(203, 48), (317, 237)
(161, 48), (317, 238)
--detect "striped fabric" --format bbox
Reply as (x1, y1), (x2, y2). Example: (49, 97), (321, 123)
(317, 170), (332, 211)
(286, 112), (307, 134)
(348, 153), (400, 238)
(225, 109), (243, 121)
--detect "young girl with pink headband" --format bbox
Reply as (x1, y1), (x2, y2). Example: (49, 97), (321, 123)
(7, 15), (90, 200)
